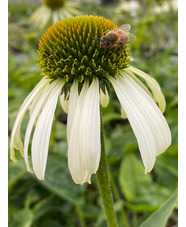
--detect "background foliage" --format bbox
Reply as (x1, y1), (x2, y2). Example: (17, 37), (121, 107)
(8, 0), (178, 226)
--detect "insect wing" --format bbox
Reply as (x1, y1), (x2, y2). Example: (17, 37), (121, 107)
(119, 24), (131, 32)
(128, 33), (136, 43)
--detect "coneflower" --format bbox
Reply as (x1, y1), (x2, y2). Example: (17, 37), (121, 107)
(11, 15), (171, 185)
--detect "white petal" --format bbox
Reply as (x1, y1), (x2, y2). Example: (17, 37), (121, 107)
(59, 8), (72, 18)
(52, 11), (59, 24)
(65, 2), (81, 16)
(78, 78), (101, 174)
(68, 128), (90, 184)
(24, 80), (62, 172)
(31, 79), (64, 180)
(127, 66), (166, 112)
(59, 93), (69, 113)
(108, 73), (171, 173)
(67, 82), (89, 184)
(67, 80), (78, 141)
(10, 77), (49, 161)
(67, 78), (101, 184)
(57, 9), (66, 20)
(121, 68), (152, 97)
(100, 88), (110, 108)
(30, 6), (51, 28)
(30, 88), (44, 118)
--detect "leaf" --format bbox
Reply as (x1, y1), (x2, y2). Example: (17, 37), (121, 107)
(140, 188), (178, 227)
(39, 152), (86, 205)
(119, 152), (151, 202)
(9, 208), (34, 227)
(102, 113), (121, 124)
(156, 145), (178, 177)
(119, 151), (174, 211)
(107, 126), (136, 160)
(8, 160), (27, 191)
(32, 195), (73, 221)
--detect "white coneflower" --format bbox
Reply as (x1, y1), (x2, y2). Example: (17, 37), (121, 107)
(10, 16), (171, 185)
(30, 0), (81, 29)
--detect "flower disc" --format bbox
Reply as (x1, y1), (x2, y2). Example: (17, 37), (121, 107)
(43, 0), (67, 9)
(38, 16), (130, 85)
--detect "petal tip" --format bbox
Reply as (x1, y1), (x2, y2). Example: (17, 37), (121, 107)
(11, 157), (18, 163)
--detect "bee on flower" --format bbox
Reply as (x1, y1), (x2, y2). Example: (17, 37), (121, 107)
(100, 24), (136, 49)
(10, 16), (171, 185)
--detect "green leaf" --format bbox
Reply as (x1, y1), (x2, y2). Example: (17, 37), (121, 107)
(140, 188), (178, 227)
(156, 145), (178, 177)
(119, 151), (173, 211)
(8, 161), (27, 191)
(119, 152), (151, 202)
(102, 113), (121, 124)
(107, 126), (136, 160)
(9, 208), (34, 227)
(39, 152), (86, 205)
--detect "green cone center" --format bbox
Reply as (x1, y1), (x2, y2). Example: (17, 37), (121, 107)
(43, 0), (66, 9)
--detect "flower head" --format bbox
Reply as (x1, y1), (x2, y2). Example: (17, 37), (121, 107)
(10, 16), (171, 184)
(38, 16), (129, 86)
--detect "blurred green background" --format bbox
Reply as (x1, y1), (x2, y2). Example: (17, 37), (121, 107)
(8, 0), (178, 226)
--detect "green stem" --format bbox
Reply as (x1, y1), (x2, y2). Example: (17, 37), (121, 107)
(96, 117), (118, 227)
(109, 172), (130, 227)
(75, 204), (86, 227)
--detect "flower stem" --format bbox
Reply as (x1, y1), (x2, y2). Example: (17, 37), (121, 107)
(109, 172), (130, 227)
(96, 117), (118, 227)
(75, 204), (86, 227)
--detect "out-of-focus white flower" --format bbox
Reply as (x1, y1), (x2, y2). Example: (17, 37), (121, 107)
(30, 0), (81, 28)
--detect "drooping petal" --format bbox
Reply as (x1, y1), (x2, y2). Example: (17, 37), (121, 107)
(127, 66), (166, 112)
(100, 88), (110, 108)
(31, 79), (64, 180)
(52, 11), (59, 24)
(108, 73), (171, 173)
(29, 87), (45, 118)
(65, 1), (81, 16)
(120, 68), (152, 119)
(67, 121), (90, 184)
(24, 80), (63, 172)
(78, 78), (101, 174)
(10, 77), (49, 161)
(67, 78), (101, 184)
(40, 7), (52, 28)
(67, 80), (78, 141)
(57, 9), (66, 21)
(60, 9), (71, 18)
(30, 6), (51, 28)
(67, 81), (89, 184)
(121, 68), (152, 97)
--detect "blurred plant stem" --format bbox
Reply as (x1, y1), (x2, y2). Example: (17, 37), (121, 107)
(75, 204), (86, 227)
(96, 113), (118, 227)
(109, 172), (130, 227)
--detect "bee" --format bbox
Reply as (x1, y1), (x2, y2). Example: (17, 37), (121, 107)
(100, 24), (136, 49)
